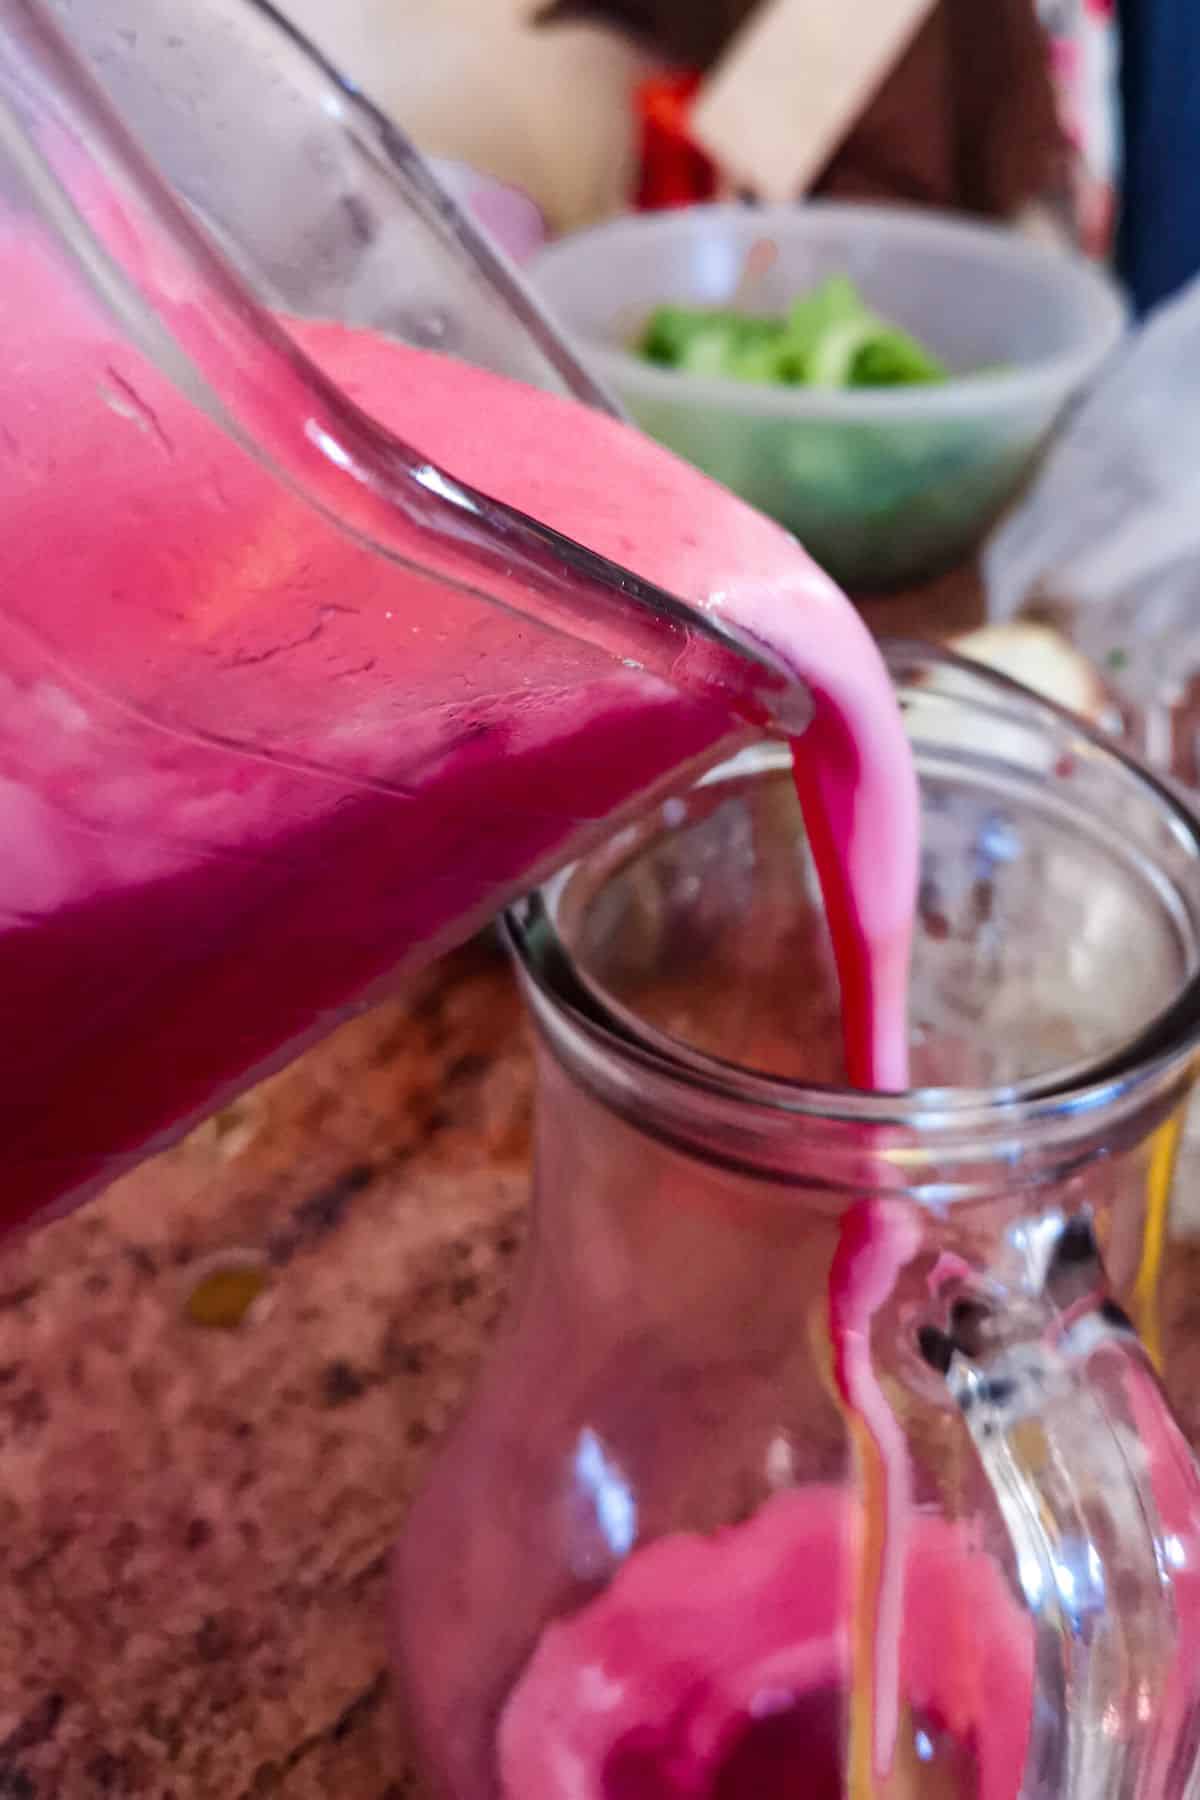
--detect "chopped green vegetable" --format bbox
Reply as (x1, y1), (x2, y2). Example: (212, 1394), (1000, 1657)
(844, 331), (946, 387)
(641, 304), (726, 365)
(638, 275), (949, 390)
(782, 274), (866, 370)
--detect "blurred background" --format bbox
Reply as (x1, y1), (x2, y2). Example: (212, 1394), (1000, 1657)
(265, 0), (1200, 759)
(277, 0), (1124, 273)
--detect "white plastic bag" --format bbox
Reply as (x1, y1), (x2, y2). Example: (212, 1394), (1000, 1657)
(987, 283), (1200, 1194)
(985, 274), (1200, 760)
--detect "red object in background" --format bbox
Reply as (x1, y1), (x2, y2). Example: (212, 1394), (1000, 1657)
(634, 72), (718, 210)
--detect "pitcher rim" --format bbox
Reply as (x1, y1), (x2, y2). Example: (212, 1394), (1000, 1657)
(504, 639), (1200, 1140)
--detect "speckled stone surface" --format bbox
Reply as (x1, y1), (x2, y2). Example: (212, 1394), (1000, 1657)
(0, 938), (531, 1798)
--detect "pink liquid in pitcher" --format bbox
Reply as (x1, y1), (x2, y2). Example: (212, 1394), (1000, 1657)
(499, 1487), (1033, 1799)
(0, 211), (905, 1236)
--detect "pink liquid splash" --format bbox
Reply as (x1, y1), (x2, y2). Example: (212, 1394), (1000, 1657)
(499, 1488), (1033, 1800)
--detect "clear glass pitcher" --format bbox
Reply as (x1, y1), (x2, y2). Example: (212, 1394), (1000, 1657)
(395, 646), (1200, 1798)
(0, 0), (817, 1234)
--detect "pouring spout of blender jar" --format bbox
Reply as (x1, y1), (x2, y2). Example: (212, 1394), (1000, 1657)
(0, 0), (813, 743)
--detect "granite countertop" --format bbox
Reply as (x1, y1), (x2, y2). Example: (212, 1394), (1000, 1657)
(4, 569), (1200, 1796)
(0, 940), (531, 1797)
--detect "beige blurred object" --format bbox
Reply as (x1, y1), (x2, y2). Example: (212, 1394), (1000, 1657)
(907, 620), (1109, 774)
(951, 621), (1109, 725)
(278, 0), (657, 232)
(690, 0), (935, 201)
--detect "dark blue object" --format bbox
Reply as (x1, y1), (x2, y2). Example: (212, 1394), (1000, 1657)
(1117, 0), (1200, 313)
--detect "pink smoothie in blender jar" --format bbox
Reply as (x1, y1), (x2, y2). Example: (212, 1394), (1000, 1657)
(0, 201), (915, 1249)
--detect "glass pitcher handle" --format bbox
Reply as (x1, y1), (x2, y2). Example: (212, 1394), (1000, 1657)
(920, 1214), (1200, 1798)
